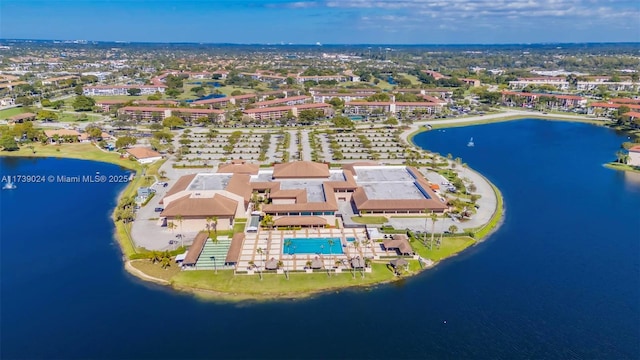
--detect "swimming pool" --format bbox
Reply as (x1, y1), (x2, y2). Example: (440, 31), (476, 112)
(283, 237), (344, 255)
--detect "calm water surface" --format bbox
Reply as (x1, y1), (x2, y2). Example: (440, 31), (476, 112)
(1, 119), (639, 359)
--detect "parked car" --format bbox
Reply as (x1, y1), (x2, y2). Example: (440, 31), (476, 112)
(154, 207), (164, 212)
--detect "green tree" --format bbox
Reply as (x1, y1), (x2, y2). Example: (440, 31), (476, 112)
(0, 134), (19, 151)
(384, 117), (399, 127)
(115, 136), (137, 149)
(331, 116), (354, 129)
(327, 97), (345, 108)
(86, 127), (102, 140)
(153, 131), (174, 142)
(261, 214), (274, 229)
(74, 84), (84, 95)
(72, 95), (96, 111)
(36, 110), (58, 122)
(162, 116), (185, 130)
(127, 88), (141, 96)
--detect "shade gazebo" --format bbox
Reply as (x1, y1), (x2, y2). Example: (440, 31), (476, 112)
(265, 258), (279, 270)
(390, 258), (409, 268)
(311, 257), (324, 269)
(350, 256), (365, 269)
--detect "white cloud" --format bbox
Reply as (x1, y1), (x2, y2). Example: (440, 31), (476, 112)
(320, 0), (638, 20)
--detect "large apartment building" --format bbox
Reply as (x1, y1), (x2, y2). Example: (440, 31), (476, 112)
(344, 101), (443, 115)
(243, 103), (333, 121)
(118, 106), (224, 122)
(83, 84), (166, 96)
(501, 91), (587, 108)
(253, 95), (311, 108)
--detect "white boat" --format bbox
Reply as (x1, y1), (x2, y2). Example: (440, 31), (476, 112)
(2, 181), (17, 190)
(467, 137), (475, 147)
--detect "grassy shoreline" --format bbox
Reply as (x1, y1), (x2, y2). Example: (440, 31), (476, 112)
(603, 162), (640, 174)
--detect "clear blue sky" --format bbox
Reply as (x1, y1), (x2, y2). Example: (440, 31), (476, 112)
(1, 0), (639, 44)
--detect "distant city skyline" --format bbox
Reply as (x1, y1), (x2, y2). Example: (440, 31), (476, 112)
(1, 0), (639, 44)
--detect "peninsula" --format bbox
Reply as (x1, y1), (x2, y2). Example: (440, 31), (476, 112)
(1, 41), (638, 300)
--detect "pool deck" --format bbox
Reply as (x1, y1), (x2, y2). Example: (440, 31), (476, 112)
(238, 228), (397, 273)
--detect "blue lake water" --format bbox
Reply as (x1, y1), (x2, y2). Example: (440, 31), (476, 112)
(1, 119), (639, 359)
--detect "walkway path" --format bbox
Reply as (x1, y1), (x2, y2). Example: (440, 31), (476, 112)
(300, 130), (312, 161)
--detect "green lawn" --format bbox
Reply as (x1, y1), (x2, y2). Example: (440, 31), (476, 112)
(410, 236), (476, 262)
(350, 216), (388, 224)
(0, 142), (141, 169)
(57, 112), (102, 122)
(233, 222), (246, 233)
(214, 85), (257, 96)
(0, 107), (28, 119)
(604, 162), (640, 174)
(398, 73), (421, 85)
(170, 262), (398, 300)
(130, 259), (181, 281)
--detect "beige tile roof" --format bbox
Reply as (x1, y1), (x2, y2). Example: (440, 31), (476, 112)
(44, 129), (81, 137)
(161, 194), (238, 218)
(217, 162), (259, 175)
(272, 161), (329, 179)
(183, 232), (208, 265)
(162, 174), (196, 202)
(225, 233), (245, 263)
(126, 147), (161, 160)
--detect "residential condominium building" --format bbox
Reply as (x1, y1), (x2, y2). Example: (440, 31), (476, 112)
(118, 106), (224, 122)
(501, 91), (587, 108)
(96, 99), (179, 112)
(309, 88), (379, 96)
(312, 93), (368, 103)
(508, 77), (570, 90)
(587, 102), (640, 115)
(344, 101), (443, 115)
(242, 103), (333, 121)
(253, 95), (311, 108)
(509, 77), (639, 92)
(83, 84), (166, 96)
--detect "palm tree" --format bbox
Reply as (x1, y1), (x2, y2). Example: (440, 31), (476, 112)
(430, 212), (438, 250)
(211, 216), (218, 236)
(167, 221), (176, 236)
(284, 239), (292, 254)
(205, 216), (218, 239)
(256, 248), (264, 280)
(449, 225), (458, 234)
(262, 214), (274, 229)
(362, 239), (371, 257)
(305, 260), (313, 270)
(175, 214), (183, 238)
(148, 250), (162, 263)
(327, 239), (335, 277)
(352, 239), (361, 257)
(160, 251), (172, 269)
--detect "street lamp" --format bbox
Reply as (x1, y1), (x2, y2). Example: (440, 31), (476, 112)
(210, 256), (217, 274)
